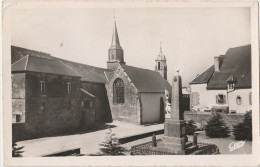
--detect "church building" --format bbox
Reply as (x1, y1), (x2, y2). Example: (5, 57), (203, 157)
(11, 20), (171, 140)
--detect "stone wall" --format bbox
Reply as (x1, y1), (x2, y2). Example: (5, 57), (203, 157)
(184, 111), (244, 129)
(106, 66), (141, 124)
(12, 72), (83, 141)
(81, 81), (112, 123)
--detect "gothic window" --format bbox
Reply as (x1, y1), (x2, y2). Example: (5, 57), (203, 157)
(236, 95), (242, 105)
(158, 62), (160, 69)
(39, 81), (46, 94)
(67, 82), (71, 94)
(216, 94), (226, 105)
(113, 78), (125, 104)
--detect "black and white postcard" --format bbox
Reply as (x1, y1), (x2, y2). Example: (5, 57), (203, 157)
(2, 0), (259, 166)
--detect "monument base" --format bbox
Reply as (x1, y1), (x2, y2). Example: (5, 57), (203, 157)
(153, 118), (189, 154)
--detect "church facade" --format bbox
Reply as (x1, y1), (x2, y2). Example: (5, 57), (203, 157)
(11, 20), (171, 140)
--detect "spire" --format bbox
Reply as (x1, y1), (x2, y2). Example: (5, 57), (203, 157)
(110, 21), (122, 50)
(156, 42), (166, 61)
(107, 12), (125, 70)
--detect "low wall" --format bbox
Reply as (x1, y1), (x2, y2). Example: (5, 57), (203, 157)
(184, 111), (244, 129)
(13, 123), (26, 142)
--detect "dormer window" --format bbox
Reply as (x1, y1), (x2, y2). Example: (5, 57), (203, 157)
(228, 83), (234, 89)
(226, 76), (237, 91)
(39, 81), (46, 94)
(67, 82), (71, 94)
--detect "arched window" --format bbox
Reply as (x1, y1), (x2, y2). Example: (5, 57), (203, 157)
(113, 78), (124, 104)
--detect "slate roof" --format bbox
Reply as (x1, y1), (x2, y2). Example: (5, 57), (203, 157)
(11, 46), (52, 64)
(190, 45), (251, 89)
(56, 58), (113, 83)
(11, 45), (113, 83)
(190, 65), (215, 84)
(121, 64), (171, 93)
(12, 55), (80, 77)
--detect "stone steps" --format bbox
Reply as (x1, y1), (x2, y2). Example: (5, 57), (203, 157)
(185, 145), (198, 154)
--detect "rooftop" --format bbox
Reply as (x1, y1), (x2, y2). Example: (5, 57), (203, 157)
(190, 45), (251, 89)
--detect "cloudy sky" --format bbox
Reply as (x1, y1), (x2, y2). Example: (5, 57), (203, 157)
(11, 7), (250, 86)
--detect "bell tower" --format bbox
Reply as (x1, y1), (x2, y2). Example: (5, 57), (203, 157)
(155, 44), (167, 80)
(107, 21), (125, 70)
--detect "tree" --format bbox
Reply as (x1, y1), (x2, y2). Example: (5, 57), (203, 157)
(233, 110), (252, 141)
(205, 112), (229, 138)
(12, 142), (24, 157)
(99, 128), (126, 156)
(186, 119), (197, 135)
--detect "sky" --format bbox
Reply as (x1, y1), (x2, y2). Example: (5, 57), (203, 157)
(11, 7), (250, 86)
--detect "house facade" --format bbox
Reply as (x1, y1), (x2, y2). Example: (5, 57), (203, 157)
(189, 45), (251, 114)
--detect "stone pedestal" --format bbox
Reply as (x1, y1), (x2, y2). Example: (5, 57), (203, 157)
(153, 74), (189, 154)
(156, 119), (187, 154)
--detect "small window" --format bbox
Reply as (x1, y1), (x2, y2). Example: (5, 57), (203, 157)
(86, 101), (93, 109)
(236, 95), (242, 105)
(16, 115), (21, 123)
(158, 62), (160, 69)
(39, 81), (46, 94)
(228, 83), (234, 89)
(216, 94), (226, 105)
(249, 92), (252, 105)
(40, 102), (45, 110)
(231, 110), (237, 114)
(81, 100), (85, 108)
(68, 101), (72, 110)
(67, 82), (71, 94)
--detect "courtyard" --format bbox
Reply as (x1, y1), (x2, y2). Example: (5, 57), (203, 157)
(15, 121), (251, 156)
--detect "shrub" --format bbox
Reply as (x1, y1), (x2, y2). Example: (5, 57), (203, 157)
(12, 142), (24, 157)
(186, 119), (197, 135)
(233, 111), (252, 141)
(98, 128), (126, 155)
(205, 112), (229, 138)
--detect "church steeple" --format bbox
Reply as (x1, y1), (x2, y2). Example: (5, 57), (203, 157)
(110, 21), (122, 50)
(155, 43), (167, 80)
(107, 20), (125, 70)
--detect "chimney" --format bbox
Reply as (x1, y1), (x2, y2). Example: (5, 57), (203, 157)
(214, 56), (220, 72)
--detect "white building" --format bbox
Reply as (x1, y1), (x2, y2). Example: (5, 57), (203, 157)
(189, 45), (251, 114)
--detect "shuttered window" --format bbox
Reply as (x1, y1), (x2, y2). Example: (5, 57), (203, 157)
(191, 92), (199, 106)
(39, 81), (46, 94)
(216, 94), (226, 105)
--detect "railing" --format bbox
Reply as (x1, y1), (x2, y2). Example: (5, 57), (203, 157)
(130, 140), (219, 155)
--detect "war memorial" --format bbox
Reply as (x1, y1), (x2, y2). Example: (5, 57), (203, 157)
(130, 72), (219, 155)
